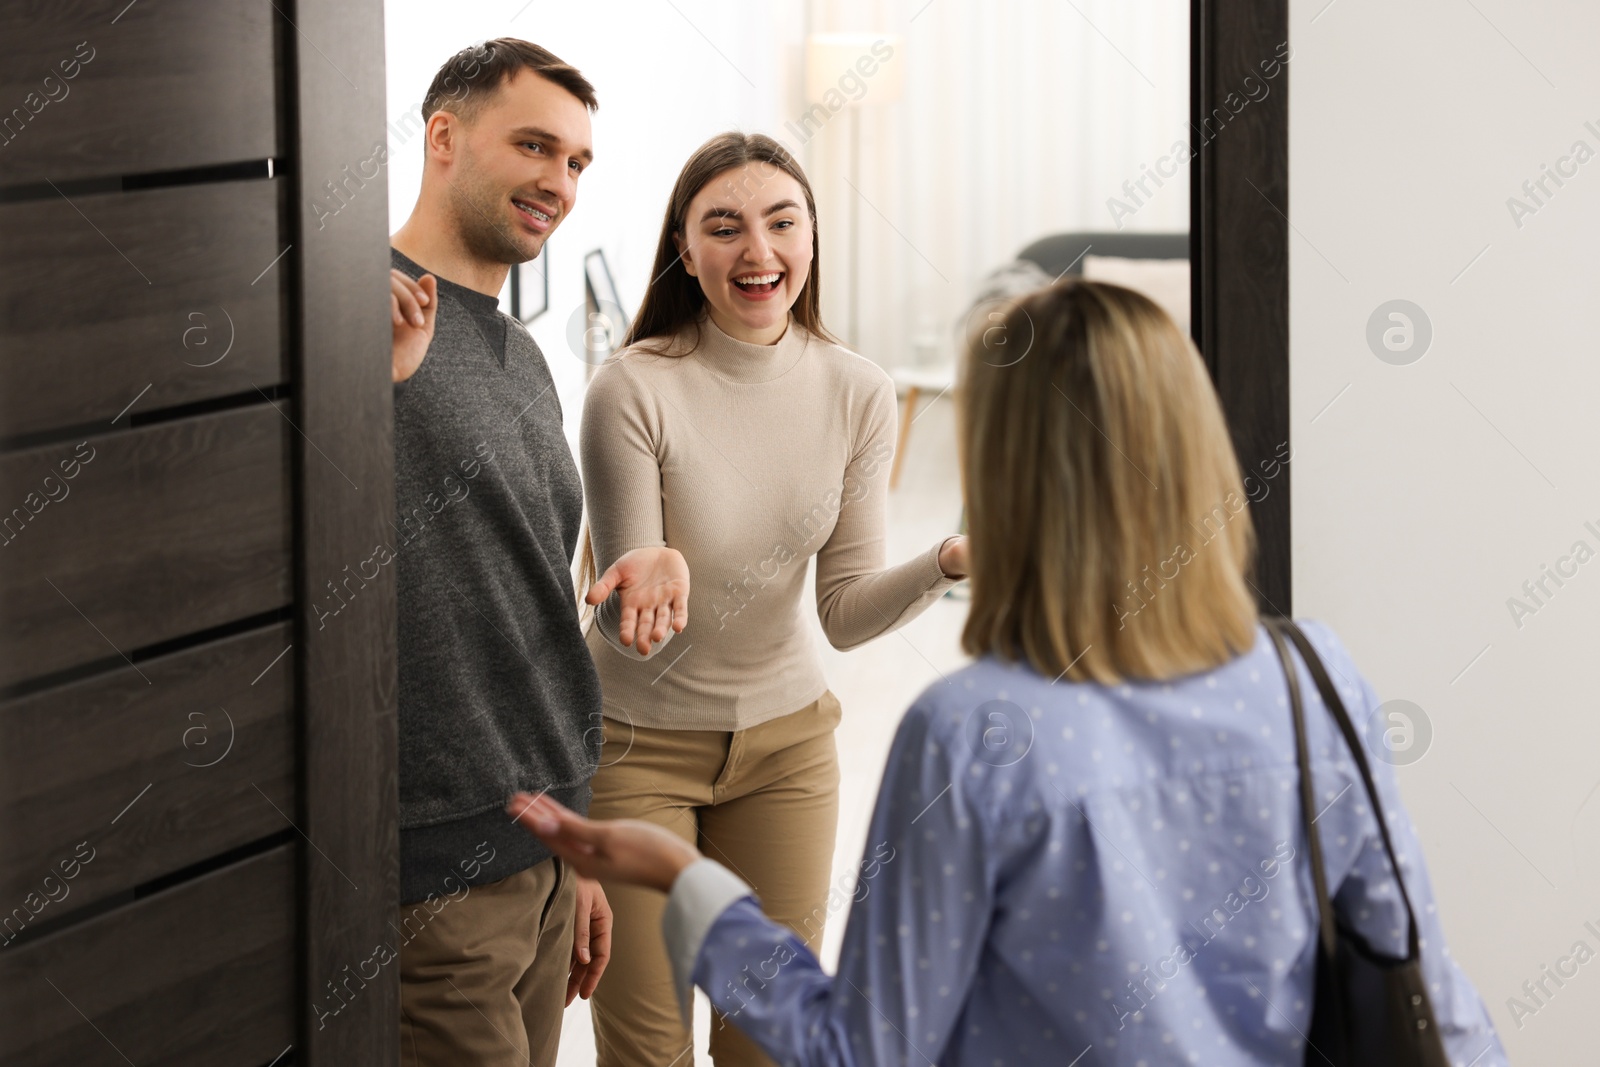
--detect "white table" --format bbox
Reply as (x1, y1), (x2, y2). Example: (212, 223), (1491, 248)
(889, 364), (956, 489)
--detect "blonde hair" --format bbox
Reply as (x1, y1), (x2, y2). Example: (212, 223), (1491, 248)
(958, 279), (1259, 683)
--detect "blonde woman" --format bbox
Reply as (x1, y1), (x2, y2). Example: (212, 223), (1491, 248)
(518, 279), (1506, 1066)
(576, 131), (967, 1066)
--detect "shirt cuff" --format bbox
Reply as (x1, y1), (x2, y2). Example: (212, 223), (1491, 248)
(661, 858), (755, 1029)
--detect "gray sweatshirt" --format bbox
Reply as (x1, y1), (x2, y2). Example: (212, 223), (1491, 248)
(390, 248), (600, 905)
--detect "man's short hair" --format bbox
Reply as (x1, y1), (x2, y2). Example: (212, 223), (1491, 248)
(422, 38), (598, 126)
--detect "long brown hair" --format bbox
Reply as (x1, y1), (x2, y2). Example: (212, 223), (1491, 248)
(959, 279), (1259, 684)
(623, 131), (837, 352)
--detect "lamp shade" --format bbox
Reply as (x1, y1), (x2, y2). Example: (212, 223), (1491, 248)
(804, 33), (903, 106)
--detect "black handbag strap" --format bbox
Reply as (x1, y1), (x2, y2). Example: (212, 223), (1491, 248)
(1265, 617), (1423, 961)
(1266, 621), (1339, 963)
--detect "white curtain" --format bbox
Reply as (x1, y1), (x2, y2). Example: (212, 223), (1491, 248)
(796, 0), (1190, 370)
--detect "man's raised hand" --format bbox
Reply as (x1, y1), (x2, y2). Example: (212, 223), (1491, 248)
(391, 269), (437, 383)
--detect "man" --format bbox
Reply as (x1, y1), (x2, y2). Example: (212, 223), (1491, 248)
(386, 39), (689, 1066)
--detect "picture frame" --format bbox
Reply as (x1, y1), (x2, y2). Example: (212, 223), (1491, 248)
(510, 240), (549, 323)
(582, 247), (629, 358)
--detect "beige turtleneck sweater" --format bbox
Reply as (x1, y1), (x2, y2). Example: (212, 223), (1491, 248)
(580, 312), (959, 731)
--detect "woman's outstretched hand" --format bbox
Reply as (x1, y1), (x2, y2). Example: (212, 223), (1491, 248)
(587, 546), (690, 656)
(938, 535), (969, 579)
(506, 791), (700, 894)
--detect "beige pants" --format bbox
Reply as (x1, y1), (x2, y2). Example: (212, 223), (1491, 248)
(398, 856), (576, 1067)
(588, 692), (843, 1067)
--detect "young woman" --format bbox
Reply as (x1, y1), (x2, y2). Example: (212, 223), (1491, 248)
(576, 132), (968, 1066)
(520, 280), (1507, 1066)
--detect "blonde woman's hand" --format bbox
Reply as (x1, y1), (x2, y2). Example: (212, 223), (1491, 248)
(586, 546), (690, 655)
(506, 792), (699, 894)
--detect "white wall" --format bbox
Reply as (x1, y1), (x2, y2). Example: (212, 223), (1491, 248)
(1289, 1), (1600, 1060)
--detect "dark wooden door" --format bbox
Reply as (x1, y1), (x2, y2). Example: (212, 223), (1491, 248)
(0, 2), (397, 1063)
(1191, 0), (1293, 615)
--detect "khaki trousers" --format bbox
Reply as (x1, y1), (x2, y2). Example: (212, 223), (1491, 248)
(588, 692), (843, 1067)
(398, 856), (576, 1067)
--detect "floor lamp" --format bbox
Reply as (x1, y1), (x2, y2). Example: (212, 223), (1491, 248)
(803, 33), (903, 349)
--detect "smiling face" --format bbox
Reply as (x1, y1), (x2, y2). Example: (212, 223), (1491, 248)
(440, 68), (593, 265)
(675, 163), (813, 344)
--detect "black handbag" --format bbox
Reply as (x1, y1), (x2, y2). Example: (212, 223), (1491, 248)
(1263, 617), (1451, 1067)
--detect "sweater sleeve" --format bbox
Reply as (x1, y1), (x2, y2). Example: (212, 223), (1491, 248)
(814, 377), (959, 651)
(580, 357), (674, 662)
